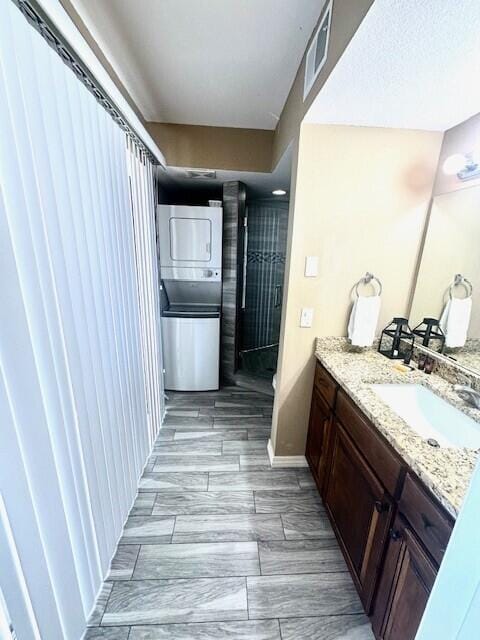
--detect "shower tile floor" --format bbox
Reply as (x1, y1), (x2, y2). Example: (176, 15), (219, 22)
(86, 387), (374, 639)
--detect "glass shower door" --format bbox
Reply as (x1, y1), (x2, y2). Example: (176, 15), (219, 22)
(240, 200), (288, 378)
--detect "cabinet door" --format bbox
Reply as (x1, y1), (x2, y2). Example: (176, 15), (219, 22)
(305, 388), (331, 493)
(372, 515), (436, 640)
(324, 419), (393, 612)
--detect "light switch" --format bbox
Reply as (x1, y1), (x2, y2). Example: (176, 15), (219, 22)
(300, 307), (314, 328)
(305, 256), (318, 277)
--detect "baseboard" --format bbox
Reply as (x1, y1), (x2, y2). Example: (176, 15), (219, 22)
(267, 439), (308, 468)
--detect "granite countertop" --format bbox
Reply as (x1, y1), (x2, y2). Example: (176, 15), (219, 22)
(315, 337), (480, 519)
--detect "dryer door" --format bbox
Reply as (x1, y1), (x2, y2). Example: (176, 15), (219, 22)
(158, 205), (223, 270)
(170, 217), (211, 262)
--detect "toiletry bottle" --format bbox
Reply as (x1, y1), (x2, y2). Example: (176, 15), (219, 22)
(425, 357), (435, 375)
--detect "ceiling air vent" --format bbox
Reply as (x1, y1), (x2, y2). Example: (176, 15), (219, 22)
(303, 0), (332, 100)
(185, 169), (217, 179)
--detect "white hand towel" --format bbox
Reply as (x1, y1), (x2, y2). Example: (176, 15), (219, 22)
(439, 297), (472, 348)
(348, 295), (381, 347)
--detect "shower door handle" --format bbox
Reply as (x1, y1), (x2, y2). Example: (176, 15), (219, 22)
(274, 285), (282, 307)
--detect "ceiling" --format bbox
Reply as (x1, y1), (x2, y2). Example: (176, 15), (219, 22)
(160, 144), (293, 200)
(72, 0), (323, 128)
(305, 0), (480, 131)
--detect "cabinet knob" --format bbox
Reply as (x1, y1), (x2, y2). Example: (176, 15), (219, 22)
(390, 529), (401, 541)
(374, 500), (388, 513)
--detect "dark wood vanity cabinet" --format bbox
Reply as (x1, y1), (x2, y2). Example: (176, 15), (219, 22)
(305, 388), (332, 493)
(371, 515), (436, 640)
(305, 363), (337, 494)
(325, 418), (393, 612)
(308, 361), (454, 640)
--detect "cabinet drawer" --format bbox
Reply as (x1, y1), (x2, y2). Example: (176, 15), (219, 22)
(314, 362), (338, 408)
(399, 473), (453, 565)
(336, 390), (404, 497)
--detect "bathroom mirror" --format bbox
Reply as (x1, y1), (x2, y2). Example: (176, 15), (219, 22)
(410, 184), (480, 374)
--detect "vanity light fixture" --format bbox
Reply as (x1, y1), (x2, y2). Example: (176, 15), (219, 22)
(272, 189), (287, 196)
(442, 153), (466, 176)
(442, 152), (480, 181)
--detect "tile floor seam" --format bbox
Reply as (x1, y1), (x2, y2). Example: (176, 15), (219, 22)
(128, 544), (142, 581)
(278, 612), (371, 620)
(106, 574), (273, 582)
(120, 572), (263, 582)
(99, 582), (115, 627)
(120, 619), (282, 627)
(257, 538), (263, 576)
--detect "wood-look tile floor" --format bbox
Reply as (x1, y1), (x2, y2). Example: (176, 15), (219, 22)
(86, 387), (375, 639)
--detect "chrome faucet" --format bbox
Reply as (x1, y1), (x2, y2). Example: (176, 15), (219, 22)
(454, 384), (480, 409)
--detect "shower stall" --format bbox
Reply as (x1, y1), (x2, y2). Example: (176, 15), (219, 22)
(239, 199), (289, 380)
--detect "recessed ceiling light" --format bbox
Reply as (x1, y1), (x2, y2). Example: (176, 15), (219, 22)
(272, 189), (287, 196)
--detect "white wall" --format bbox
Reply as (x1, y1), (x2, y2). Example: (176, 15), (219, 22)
(0, 2), (163, 638)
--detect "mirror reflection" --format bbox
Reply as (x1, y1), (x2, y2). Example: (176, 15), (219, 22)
(410, 184), (480, 373)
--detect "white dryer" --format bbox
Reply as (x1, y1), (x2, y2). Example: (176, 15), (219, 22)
(157, 205), (223, 391)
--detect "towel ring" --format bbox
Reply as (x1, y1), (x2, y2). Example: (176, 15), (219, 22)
(354, 272), (382, 297)
(449, 274), (473, 299)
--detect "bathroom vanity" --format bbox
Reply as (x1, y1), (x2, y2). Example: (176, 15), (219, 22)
(306, 339), (479, 640)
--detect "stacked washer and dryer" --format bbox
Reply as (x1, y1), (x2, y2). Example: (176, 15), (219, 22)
(158, 204), (223, 391)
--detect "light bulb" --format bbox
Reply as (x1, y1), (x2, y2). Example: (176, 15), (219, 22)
(442, 153), (466, 176)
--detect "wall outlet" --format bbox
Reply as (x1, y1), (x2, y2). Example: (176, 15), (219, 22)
(304, 256), (318, 277)
(300, 307), (314, 328)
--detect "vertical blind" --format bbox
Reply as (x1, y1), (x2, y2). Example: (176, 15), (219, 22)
(0, 1), (164, 638)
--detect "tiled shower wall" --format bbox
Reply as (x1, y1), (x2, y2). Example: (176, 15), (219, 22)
(242, 200), (289, 351)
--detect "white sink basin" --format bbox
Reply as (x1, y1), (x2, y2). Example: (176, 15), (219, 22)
(371, 384), (480, 449)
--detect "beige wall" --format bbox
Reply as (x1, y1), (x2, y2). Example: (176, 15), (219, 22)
(271, 123), (443, 456)
(434, 112), (480, 195)
(272, 0), (374, 167)
(146, 122), (274, 172)
(410, 186), (480, 339)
